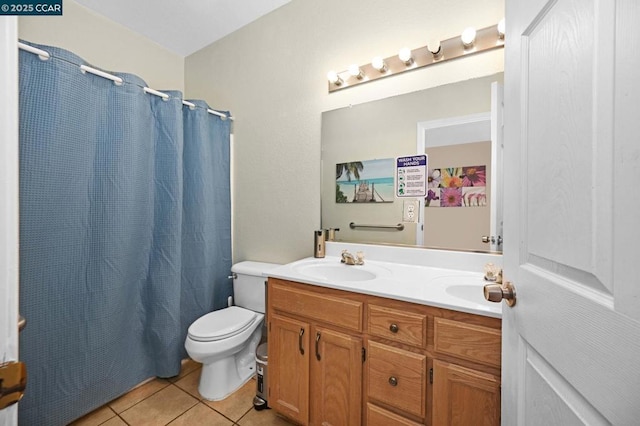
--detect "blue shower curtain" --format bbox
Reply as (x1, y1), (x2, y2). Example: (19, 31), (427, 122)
(17, 42), (232, 425)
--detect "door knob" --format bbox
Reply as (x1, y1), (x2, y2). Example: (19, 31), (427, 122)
(483, 281), (516, 307)
(481, 235), (503, 245)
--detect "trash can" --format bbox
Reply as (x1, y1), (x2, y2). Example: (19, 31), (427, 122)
(253, 342), (268, 410)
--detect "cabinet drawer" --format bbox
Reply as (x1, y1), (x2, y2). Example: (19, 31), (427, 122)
(270, 281), (363, 332)
(368, 304), (426, 347)
(367, 341), (426, 418)
(367, 403), (423, 426)
(433, 317), (501, 367)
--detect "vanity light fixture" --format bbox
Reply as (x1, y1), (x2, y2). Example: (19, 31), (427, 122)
(327, 22), (505, 93)
(327, 70), (343, 86)
(398, 47), (414, 66)
(461, 27), (477, 48)
(347, 64), (365, 79)
(497, 18), (505, 39)
(371, 56), (388, 72)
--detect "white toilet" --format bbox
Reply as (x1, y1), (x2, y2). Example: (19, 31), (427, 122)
(185, 261), (280, 401)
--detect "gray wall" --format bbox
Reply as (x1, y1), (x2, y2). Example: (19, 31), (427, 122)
(186, 0), (504, 263)
(19, 0), (185, 92)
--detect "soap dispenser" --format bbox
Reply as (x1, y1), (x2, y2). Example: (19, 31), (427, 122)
(314, 230), (326, 258)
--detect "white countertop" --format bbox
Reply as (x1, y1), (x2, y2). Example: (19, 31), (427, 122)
(267, 255), (502, 319)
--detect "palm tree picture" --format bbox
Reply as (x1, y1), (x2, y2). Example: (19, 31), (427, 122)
(335, 158), (395, 203)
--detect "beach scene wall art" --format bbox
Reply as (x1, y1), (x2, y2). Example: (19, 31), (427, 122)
(336, 158), (395, 203)
(426, 165), (487, 207)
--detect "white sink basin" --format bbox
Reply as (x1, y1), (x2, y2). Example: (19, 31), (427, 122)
(445, 284), (486, 304)
(293, 259), (388, 282)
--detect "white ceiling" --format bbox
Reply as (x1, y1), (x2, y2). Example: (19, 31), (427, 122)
(75, 0), (291, 57)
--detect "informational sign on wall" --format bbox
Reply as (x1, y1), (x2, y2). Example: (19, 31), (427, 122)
(396, 155), (427, 197)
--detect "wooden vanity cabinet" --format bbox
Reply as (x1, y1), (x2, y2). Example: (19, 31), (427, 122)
(268, 278), (364, 426)
(267, 277), (502, 426)
(430, 315), (501, 426)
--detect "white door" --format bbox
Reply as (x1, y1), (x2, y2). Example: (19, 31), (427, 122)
(0, 17), (20, 426)
(502, 0), (640, 424)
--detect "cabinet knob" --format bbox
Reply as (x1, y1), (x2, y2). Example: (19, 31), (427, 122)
(388, 376), (398, 386)
(389, 323), (399, 333)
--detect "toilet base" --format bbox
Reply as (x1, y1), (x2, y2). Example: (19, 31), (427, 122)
(198, 356), (255, 401)
(196, 326), (262, 401)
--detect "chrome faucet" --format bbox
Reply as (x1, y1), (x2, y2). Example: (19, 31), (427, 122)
(341, 250), (365, 265)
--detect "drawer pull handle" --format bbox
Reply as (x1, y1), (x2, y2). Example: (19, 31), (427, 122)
(388, 376), (398, 386)
(389, 323), (399, 333)
(298, 328), (305, 355)
(315, 332), (322, 361)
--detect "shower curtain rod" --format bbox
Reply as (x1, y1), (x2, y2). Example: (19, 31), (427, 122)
(17, 41), (50, 60)
(80, 64), (123, 85)
(18, 42), (234, 121)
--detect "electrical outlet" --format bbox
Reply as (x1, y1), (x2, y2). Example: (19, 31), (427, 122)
(402, 199), (419, 223)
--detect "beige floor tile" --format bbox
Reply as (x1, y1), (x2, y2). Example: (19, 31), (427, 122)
(203, 379), (256, 422)
(237, 408), (296, 426)
(101, 416), (128, 426)
(109, 378), (170, 414)
(69, 405), (116, 426)
(168, 359), (202, 383)
(173, 369), (202, 399)
(168, 402), (234, 426)
(119, 385), (198, 426)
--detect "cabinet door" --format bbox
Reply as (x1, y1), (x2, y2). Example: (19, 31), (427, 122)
(432, 359), (500, 426)
(269, 314), (310, 425)
(310, 326), (362, 426)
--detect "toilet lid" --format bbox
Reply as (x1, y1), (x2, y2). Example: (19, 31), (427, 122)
(188, 306), (258, 342)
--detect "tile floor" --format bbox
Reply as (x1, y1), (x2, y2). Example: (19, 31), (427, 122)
(70, 360), (294, 426)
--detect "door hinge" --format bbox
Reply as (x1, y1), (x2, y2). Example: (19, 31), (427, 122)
(429, 368), (433, 384)
(362, 347), (366, 363)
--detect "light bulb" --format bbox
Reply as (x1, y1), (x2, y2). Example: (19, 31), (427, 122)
(427, 38), (442, 58)
(327, 70), (342, 86)
(371, 56), (387, 72)
(498, 18), (505, 39)
(347, 64), (364, 79)
(398, 47), (413, 65)
(461, 27), (477, 47)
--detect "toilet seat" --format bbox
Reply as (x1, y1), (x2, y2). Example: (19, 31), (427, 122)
(188, 306), (258, 342)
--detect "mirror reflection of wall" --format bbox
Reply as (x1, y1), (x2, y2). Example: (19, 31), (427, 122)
(424, 141), (491, 251)
(321, 72), (503, 251)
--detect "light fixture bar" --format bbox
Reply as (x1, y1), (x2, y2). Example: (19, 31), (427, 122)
(328, 23), (504, 93)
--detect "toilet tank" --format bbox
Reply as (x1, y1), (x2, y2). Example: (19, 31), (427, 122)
(231, 261), (281, 314)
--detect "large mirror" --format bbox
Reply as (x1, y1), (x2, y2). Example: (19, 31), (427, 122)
(321, 73), (503, 253)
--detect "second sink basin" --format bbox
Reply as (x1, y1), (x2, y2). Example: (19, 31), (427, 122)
(445, 284), (487, 304)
